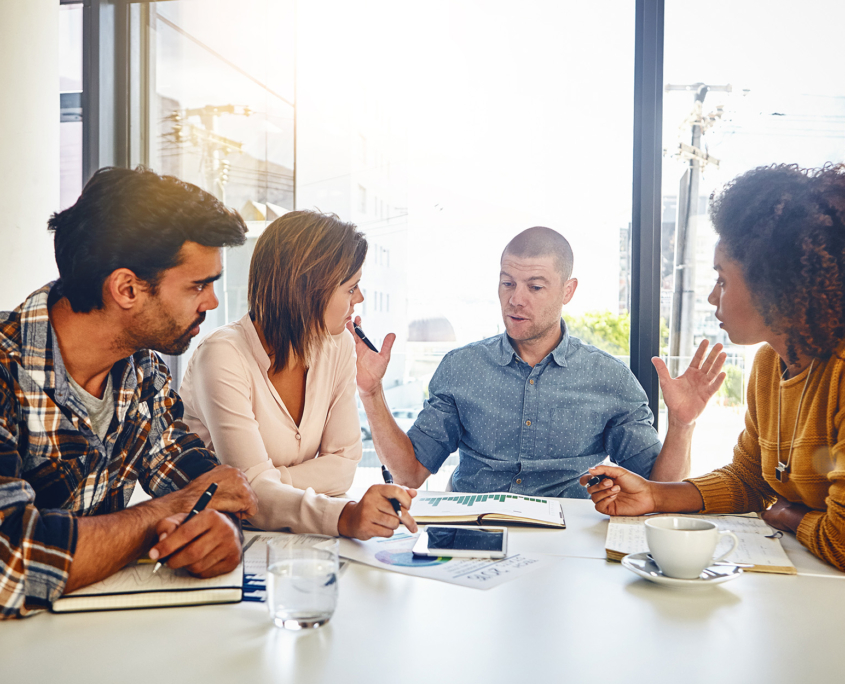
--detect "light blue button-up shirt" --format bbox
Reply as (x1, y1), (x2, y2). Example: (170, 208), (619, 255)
(407, 324), (662, 498)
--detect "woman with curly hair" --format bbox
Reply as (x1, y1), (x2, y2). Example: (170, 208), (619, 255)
(582, 163), (845, 571)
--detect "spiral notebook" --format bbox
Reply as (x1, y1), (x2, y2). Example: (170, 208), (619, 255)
(51, 559), (244, 613)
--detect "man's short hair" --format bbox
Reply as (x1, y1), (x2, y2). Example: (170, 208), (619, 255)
(501, 226), (574, 281)
(48, 166), (247, 313)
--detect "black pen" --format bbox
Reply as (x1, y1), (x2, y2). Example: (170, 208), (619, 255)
(580, 470), (610, 488)
(152, 482), (218, 573)
(353, 323), (379, 353)
(381, 465), (403, 519)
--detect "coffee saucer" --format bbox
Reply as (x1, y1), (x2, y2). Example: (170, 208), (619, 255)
(621, 552), (743, 587)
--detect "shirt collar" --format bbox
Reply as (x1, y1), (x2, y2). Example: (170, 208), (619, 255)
(18, 281), (137, 414)
(495, 321), (570, 368)
(19, 281), (58, 379)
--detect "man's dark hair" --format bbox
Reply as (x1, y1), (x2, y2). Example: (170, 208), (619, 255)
(711, 163), (845, 362)
(48, 166), (247, 312)
(502, 226), (574, 281)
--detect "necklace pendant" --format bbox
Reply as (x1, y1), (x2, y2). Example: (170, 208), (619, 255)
(776, 463), (790, 483)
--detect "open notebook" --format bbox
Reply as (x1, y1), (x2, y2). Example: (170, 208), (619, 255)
(605, 514), (797, 575)
(51, 559), (243, 613)
(412, 493), (565, 528)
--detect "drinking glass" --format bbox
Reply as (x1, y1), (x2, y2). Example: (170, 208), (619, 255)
(266, 534), (339, 630)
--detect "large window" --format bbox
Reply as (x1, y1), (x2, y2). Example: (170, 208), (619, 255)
(128, 0), (296, 378)
(660, 0), (845, 475)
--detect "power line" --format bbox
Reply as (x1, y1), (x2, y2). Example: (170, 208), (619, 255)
(156, 14), (294, 109)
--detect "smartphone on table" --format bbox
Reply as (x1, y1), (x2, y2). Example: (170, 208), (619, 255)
(412, 526), (508, 559)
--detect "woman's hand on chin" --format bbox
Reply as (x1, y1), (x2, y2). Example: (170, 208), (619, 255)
(348, 316), (395, 398)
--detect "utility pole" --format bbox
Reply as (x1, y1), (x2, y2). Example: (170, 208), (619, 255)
(665, 83), (730, 376)
(165, 104), (251, 324)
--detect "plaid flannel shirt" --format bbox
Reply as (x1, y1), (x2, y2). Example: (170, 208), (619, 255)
(0, 283), (220, 618)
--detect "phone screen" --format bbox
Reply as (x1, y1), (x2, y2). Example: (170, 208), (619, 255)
(425, 527), (505, 552)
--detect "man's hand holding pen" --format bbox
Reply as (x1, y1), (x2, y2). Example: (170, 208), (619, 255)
(148, 465), (257, 578)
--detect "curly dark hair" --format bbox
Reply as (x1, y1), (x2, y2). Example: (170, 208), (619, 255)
(49, 166), (247, 313)
(710, 163), (845, 363)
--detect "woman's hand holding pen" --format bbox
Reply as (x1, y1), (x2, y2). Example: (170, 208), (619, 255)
(337, 484), (418, 540)
(582, 464), (705, 518)
(580, 464), (657, 517)
(347, 315), (394, 398)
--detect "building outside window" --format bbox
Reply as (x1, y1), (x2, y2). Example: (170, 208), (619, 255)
(657, 0), (845, 477)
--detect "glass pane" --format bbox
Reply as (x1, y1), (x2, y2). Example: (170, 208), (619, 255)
(661, 0), (845, 475)
(59, 3), (83, 210)
(133, 0), (296, 371)
(293, 1), (635, 489)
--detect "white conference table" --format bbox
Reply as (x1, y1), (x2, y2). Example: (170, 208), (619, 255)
(2, 498), (843, 684)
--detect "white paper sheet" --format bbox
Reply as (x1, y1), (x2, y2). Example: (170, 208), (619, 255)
(338, 531), (557, 589)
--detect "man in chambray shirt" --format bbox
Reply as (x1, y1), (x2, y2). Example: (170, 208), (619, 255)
(353, 227), (725, 498)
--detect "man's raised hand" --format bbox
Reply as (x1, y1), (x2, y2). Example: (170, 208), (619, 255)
(653, 339), (727, 427)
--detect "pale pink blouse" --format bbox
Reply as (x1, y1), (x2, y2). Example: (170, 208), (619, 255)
(179, 314), (362, 535)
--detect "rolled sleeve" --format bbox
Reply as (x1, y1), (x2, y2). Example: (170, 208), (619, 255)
(408, 354), (463, 474)
(603, 369), (661, 477)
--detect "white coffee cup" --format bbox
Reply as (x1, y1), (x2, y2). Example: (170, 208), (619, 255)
(644, 516), (739, 579)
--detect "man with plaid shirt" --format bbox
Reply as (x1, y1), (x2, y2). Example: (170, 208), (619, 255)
(0, 167), (258, 618)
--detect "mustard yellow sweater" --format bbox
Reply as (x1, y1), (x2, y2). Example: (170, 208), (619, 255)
(689, 342), (845, 571)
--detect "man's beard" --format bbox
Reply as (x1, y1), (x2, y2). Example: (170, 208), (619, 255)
(156, 315), (204, 355)
(122, 307), (205, 356)
(503, 312), (560, 344)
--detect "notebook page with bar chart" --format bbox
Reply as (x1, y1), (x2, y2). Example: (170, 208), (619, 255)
(412, 493), (565, 528)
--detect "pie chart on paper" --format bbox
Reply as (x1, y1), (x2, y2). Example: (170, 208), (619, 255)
(374, 550), (449, 567)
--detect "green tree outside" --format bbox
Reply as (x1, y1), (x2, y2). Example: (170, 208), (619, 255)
(563, 310), (630, 357)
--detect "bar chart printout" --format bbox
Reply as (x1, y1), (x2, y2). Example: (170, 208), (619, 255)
(412, 493), (565, 528)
